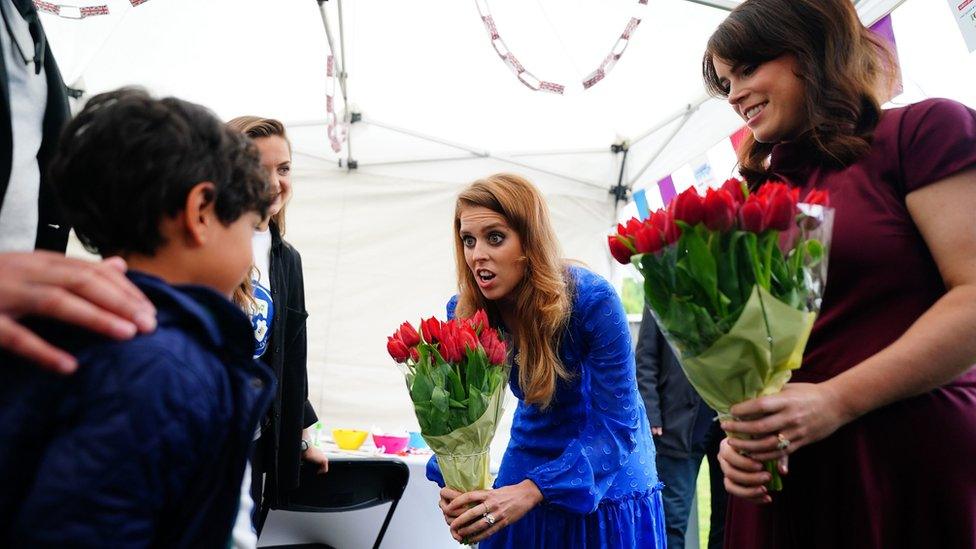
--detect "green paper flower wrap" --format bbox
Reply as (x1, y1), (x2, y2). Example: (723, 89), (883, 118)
(421, 385), (508, 492)
(387, 311), (510, 495)
(678, 286), (816, 417)
(610, 179), (834, 491)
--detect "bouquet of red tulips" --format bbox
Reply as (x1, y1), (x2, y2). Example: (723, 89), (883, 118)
(609, 177), (832, 490)
(387, 310), (510, 492)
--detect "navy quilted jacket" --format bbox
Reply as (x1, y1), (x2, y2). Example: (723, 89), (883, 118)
(0, 272), (274, 547)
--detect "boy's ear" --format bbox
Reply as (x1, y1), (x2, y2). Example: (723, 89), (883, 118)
(181, 182), (218, 246)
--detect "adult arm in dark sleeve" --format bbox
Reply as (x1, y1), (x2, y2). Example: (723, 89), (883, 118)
(634, 304), (663, 430)
(286, 248), (317, 429)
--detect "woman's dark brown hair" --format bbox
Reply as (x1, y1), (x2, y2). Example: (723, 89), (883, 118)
(702, 0), (898, 186)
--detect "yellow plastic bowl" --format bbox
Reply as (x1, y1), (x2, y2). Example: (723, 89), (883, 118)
(332, 429), (368, 451)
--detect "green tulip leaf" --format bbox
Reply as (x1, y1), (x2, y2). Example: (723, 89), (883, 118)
(432, 386), (449, 413)
(410, 371), (434, 403)
(467, 386), (487, 424)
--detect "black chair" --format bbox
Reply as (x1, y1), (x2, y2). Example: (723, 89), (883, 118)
(262, 459), (410, 549)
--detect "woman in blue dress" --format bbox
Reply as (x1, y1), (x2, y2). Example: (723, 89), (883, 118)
(427, 173), (666, 548)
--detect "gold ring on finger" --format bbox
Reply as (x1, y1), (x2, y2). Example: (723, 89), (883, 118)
(483, 512), (496, 525)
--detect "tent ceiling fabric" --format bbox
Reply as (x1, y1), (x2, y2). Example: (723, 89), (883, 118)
(41, 0), (737, 184)
(39, 0), (904, 190)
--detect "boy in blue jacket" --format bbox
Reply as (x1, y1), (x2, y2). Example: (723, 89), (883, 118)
(0, 88), (275, 547)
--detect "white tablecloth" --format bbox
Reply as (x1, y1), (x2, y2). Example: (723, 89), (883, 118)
(257, 449), (464, 549)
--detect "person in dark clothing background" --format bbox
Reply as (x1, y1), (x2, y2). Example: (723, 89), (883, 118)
(0, 0), (156, 373)
(227, 116), (326, 534)
(635, 305), (727, 549)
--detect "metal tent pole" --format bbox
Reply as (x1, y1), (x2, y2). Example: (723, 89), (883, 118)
(316, 0), (355, 169)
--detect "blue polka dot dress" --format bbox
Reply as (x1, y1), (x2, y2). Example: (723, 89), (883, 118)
(428, 266), (666, 548)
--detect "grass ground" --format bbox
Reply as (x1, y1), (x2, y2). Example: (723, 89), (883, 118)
(697, 460), (711, 549)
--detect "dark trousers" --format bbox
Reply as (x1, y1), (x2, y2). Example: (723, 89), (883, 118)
(249, 441), (270, 536)
(656, 426), (727, 549)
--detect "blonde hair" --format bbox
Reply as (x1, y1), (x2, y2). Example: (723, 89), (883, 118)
(454, 173), (572, 408)
(226, 115), (292, 310)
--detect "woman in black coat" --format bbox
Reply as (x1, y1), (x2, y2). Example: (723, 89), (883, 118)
(227, 116), (328, 533)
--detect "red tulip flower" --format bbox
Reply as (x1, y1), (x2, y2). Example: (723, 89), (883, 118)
(663, 206), (681, 244)
(702, 188), (737, 231)
(755, 180), (790, 199)
(755, 183), (798, 231)
(439, 325), (463, 363)
(739, 195), (767, 233)
(459, 323), (480, 353)
(479, 328), (507, 366)
(609, 235), (633, 265)
(387, 336), (410, 363)
(804, 189), (830, 207)
(673, 187), (704, 226)
(396, 321), (421, 347)
(649, 209), (669, 233)
(634, 225), (664, 254)
(763, 188), (797, 231)
(409, 346), (420, 363)
(421, 317), (442, 344)
(800, 189), (831, 229)
(721, 177), (747, 206)
(625, 218), (643, 238)
(468, 309), (489, 334)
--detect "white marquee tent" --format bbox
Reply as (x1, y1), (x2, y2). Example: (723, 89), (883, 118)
(42, 0), (976, 434)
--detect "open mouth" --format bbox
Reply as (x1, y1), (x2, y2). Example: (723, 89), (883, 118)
(476, 269), (496, 284)
(745, 102), (767, 120)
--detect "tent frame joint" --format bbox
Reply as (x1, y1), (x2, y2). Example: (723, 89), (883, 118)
(610, 141), (631, 206)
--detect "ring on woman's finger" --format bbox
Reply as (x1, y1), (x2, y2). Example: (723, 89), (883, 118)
(482, 502), (490, 515)
(776, 433), (791, 450)
(483, 512), (496, 525)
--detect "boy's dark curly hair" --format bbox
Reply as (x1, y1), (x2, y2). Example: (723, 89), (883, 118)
(49, 88), (271, 257)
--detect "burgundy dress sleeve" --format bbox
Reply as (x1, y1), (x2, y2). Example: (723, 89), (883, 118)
(898, 98), (976, 192)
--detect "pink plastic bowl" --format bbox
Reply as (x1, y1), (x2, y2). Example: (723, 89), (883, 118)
(372, 434), (409, 454)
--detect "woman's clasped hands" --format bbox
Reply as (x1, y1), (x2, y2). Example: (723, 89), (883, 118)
(437, 480), (543, 543)
(717, 382), (854, 504)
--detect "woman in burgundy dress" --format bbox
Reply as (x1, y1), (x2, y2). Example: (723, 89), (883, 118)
(701, 0), (976, 547)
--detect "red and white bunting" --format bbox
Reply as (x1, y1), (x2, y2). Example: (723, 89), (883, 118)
(34, 0), (150, 18)
(475, 0), (647, 94)
(325, 55), (347, 154)
(34, 1), (108, 17)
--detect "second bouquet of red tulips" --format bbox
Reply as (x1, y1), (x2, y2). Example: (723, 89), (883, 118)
(387, 310), (510, 492)
(609, 177), (833, 490)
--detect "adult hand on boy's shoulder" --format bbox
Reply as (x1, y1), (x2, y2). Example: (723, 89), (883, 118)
(0, 251), (157, 373)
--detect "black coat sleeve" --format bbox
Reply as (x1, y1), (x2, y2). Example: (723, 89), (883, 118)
(284, 246), (317, 430)
(634, 305), (663, 428)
